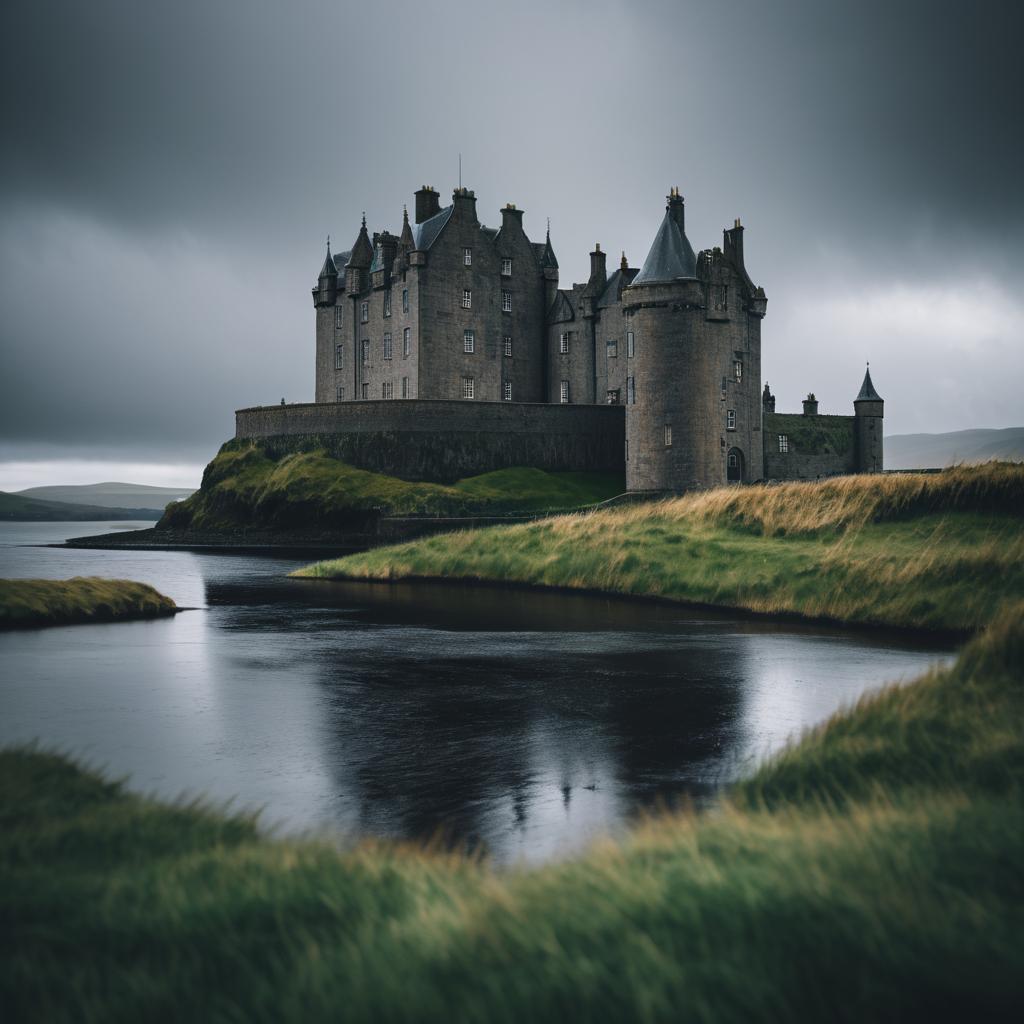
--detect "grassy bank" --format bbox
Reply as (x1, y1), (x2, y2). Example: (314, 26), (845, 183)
(158, 440), (624, 532)
(0, 577), (176, 629)
(2, 603), (1022, 1022)
(297, 463), (1024, 633)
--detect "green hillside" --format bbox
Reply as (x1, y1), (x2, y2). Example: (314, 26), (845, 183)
(0, 491), (162, 522)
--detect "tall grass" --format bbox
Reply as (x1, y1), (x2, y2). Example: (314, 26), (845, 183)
(160, 442), (625, 530)
(0, 577), (177, 629)
(298, 464), (1024, 632)
(2, 602), (1022, 1022)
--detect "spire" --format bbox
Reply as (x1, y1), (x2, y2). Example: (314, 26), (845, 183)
(855, 364), (883, 402)
(347, 213), (373, 268)
(632, 192), (697, 285)
(540, 221), (558, 269)
(318, 235), (337, 279)
(399, 204), (414, 248)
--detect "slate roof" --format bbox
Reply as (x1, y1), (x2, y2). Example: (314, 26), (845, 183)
(632, 209), (697, 284)
(855, 367), (883, 402)
(346, 220), (373, 268)
(318, 249), (338, 278)
(413, 205), (454, 250)
(598, 267), (638, 308)
(547, 290), (576, 324)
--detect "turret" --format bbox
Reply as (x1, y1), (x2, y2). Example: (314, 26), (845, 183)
(541, 223), (559, 311)
(345, 214), (373, 293)
(313, 239), (338, 308)
(854, 366), (884, 473)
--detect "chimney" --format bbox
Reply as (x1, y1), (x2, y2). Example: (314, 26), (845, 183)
(414, 185), (440, 224)
(589, 242), (607, 288)
(724, 217), (745, 270)
(666, 186), (686, 233)
(762, 383), (776, 413)
(802, 393), (819, 416)
(501, 203), (524, 231)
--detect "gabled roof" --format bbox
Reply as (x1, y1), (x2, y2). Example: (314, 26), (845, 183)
(547, 290), (576, 325)
(598, 267), (638, 308)
(855, 367), (883, 402)
(413, 204), (454, 251)
(632, 209), (697, 285)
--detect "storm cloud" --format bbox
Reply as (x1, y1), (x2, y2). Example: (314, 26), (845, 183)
(1, 0), (1022, 478)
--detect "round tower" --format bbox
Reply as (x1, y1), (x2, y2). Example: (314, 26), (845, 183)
(313, 239), (338, 308)
(623, 189), (721, 492)
(854, 366), (884, 473)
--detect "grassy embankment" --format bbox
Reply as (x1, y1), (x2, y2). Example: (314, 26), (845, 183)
(158, 440), (624, 532)
(297, 463), (1024, 633)
(3, 603), (1022, 1021)
(0, 577), (176, 629)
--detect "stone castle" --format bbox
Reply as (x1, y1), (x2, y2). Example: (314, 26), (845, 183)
(234, 184), (883, 489)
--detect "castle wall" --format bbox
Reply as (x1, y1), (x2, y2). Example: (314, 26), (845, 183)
(547, 286), (594, 405)
(235, 400), (625, 483)
(763, 412), (857, 480)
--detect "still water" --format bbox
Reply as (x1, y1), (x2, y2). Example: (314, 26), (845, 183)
(0, 521), (955, 863)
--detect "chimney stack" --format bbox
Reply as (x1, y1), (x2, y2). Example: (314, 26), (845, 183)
(414, 185), (440, 224)
(589, 242), (607, 288)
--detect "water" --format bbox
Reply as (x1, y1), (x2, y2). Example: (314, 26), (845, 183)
(0, 521), (956, 864)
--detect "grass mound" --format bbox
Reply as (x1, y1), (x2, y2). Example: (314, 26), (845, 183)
(0, 577), (177, 629)
(159, 441), (624, 531)
(297, 464), (1024, 633)
(2, 603), (1022, 1021)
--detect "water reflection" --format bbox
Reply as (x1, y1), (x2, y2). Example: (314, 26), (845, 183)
(0, 522), (956, 864)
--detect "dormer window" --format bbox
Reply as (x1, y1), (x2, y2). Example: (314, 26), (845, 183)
(464, 247), (473, 266)
(501, 258), (512, 276)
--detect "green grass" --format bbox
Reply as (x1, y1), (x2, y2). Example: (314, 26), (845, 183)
(2, 602), (1022, 1022)
(297, 463), (1024, 633)
(0, 577), (177, 629)
(158, 440), (624, 531)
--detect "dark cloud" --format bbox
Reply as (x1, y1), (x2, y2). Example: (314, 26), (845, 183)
(1, 0), (1021, 464)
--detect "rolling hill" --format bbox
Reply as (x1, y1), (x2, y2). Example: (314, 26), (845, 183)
(14, 481), (194, 511)
(885, 427), (1024, 470)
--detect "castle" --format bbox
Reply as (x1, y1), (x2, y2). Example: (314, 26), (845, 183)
(234, 185), (883, 489)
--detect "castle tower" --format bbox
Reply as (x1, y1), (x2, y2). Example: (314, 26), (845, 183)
(540, 224), (559, 313)
(345, 215), (373, 294)
(313, 240), (338, 308)
(854, 366), (884, 473)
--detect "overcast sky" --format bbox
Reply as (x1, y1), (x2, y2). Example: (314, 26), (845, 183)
(1, 0), (1021, 489)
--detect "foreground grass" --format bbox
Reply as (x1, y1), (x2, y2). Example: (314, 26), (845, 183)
(2, 602), (1022, 1022)
(159, 440), (624, 531)
(0, 577), (177, 629)
(297, 463), (1024, 633)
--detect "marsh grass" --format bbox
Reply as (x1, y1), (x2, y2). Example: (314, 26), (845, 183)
(2, 603), (1022, 1022)
(298, 464), (1024, 632)
(159, 442), (625, 530)
(0, 577), (177, 629)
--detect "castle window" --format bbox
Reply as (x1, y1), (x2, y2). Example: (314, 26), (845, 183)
(334, 344), (344, 370)
(607, 340), (618, 358)
(503, 335), (512, 357)
(560, 380), (570, 404)
(627, 331), (635, 358)
(559, 332), (569, 354)
(607, 389), (620, 405)
(462, 289), (472, 309)
(712, 285), (728, 312)
(503, 380), (512, 401)
(402, 376), (409, 399)
(383, 333), (393, 360)
(382, 380), (394, 400)
(665, 425), (673, 447)
(464, 247), (473, 266)
(727, 409), (736, 430)
(778, 434), (789, 453)
(734, 360), (743, 382)
(361, 383), (369, 400)
(335, 385), (344, 402)
(334, 306), (343, 329)
(463, 329), (475, 353)
(383, 292), (392, 317)
(627, 376), (635, 404)
(402, 289), (409, 314)
(361, 339), (369, 364)
(501, 258), (512, 277)
(721, 377), (728, 400)
(502, 291), (512, 313)
(360, 301), (369, 323)
(728, 452), (738, 469)
(462, 376), (475, 399)
(403, 327), (411, 357)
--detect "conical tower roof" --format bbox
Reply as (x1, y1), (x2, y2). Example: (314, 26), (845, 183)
(346, 214), (373, 268)
(632, 206), (697, 285)
(318, 240), (337, 279)
(399, 205), (414, 248)
(540, 226), (558, 269)
(855, 366), (883, 402)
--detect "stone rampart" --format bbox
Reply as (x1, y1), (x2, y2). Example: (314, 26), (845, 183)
(235, 400), (625, 483)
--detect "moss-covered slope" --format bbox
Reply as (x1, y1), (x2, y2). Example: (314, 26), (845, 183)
(159, 440), (624, 532)
(0, 577), (177, 629)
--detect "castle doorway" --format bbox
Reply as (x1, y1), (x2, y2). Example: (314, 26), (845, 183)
(727, 447), (745, 483)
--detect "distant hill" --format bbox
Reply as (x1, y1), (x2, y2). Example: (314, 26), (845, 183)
(14, 481), (194, 513)
(0, 492), (164, 522)
(885, 428), (1024, 470)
